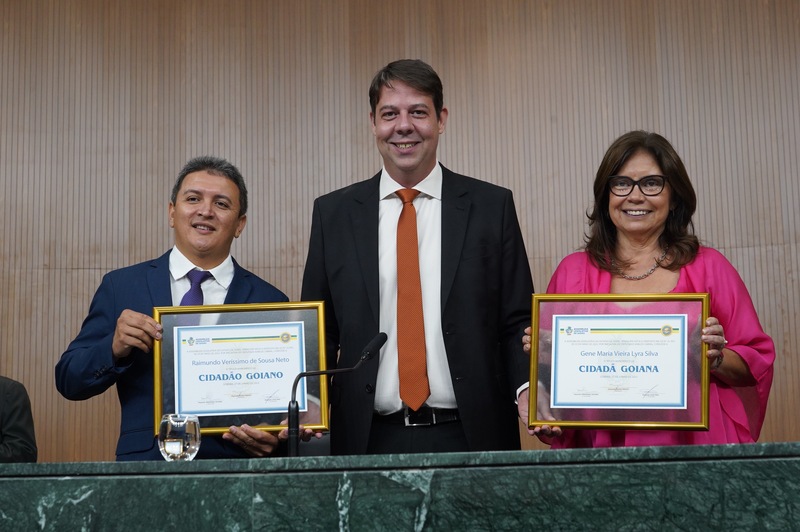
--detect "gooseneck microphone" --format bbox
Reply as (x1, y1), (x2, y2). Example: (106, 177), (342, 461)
(287, 332), (387, 457)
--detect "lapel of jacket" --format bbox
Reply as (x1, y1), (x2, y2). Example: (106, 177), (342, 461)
(351, 173), (381, 325)
(224, 258), (251, 304)
(440, 166), (471, 310)
(147, 250), (176, 307)
(147, 250), (252, 306)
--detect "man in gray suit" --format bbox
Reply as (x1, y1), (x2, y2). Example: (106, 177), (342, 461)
(301, 59), (534, 455)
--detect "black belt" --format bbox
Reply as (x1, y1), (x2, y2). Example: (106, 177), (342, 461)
(374, 406), (460, 427)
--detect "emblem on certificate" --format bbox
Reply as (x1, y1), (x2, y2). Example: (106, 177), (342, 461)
(528, 293), (710, 430)
(153, 302), (328, 436)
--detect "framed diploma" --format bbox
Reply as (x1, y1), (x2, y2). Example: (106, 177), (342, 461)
(153, 301), (327, 436)
(528, 293), (710, 430)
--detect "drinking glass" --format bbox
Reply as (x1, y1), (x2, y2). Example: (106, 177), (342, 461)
(158, 414), (201, 461)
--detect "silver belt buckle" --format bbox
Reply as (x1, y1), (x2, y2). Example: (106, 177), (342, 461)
(403, 406), (434, 427)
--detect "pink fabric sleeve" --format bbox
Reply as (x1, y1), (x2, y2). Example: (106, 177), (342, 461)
(683, 247), (775, 441)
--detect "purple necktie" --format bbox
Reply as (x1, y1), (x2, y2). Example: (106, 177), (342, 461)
(180, 270), (213, 306)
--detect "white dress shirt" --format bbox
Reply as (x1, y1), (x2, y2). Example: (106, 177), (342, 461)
(374, 163), (457, 414)
(169, 246), (235, 325)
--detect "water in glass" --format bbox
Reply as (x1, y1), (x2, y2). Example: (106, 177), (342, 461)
(158, 414), (201, 461)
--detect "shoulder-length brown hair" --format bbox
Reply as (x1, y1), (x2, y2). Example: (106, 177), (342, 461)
(586, 131), (699, 272)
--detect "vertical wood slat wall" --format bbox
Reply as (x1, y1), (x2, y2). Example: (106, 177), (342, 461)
(1, 0), (796, 462)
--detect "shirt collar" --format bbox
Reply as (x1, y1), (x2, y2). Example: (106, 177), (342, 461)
(169, 246), (235, 289)
(379, 162), (442, 201)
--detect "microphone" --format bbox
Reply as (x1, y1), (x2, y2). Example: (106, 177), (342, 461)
(287, 332), (387, 457)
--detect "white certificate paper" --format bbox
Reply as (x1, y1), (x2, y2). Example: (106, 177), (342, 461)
(551, 314), (687, 409)
(173, 321), (307, 416)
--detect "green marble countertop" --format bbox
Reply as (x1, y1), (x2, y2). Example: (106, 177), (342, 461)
(2, 442), (799, 531)
(4, 440), (797, 476)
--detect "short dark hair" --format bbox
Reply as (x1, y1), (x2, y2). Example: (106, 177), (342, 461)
(586, 130), (699, 272)
(171, 156), (248, 216)
(369, 59), (444, 119)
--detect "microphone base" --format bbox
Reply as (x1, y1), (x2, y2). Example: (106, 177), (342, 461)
(288, 400), (300, 457)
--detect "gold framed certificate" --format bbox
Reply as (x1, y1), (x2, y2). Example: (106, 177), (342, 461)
(528, 293), (710, 430)
(153, 301), (327, 436)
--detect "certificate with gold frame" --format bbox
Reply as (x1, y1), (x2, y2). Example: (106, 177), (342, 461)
(528, 293), (710, 430)
(153, 301), (327, 436)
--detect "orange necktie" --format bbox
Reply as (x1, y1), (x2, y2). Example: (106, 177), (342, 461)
(396, 188), (430, 411)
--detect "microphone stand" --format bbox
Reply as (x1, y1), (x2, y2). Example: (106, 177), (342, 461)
(288, 332), (387, 457)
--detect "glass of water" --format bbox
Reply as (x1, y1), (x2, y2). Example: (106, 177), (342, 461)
(158, 414), (201, 461)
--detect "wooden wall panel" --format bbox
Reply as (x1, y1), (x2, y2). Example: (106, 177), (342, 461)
(0, 0), (796, 462)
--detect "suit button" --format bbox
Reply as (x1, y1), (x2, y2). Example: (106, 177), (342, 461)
(365, 384), (374, 394)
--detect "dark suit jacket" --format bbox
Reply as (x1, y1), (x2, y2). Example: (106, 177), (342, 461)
(55, 250), (288, 460)
(301, 166), (534, 455)
(0, 376), (38, 463)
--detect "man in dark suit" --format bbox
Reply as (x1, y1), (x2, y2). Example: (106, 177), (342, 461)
(301, 60), (534, 455)
(56, 156), (291, 461)
(0, 375), (38, 463)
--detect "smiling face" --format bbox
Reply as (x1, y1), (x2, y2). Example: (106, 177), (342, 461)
(168, 170), (247, 269)
(608, 150), (672, 245)
(370, 81), (448, 187)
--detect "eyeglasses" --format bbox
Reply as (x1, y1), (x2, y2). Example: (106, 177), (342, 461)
(608, 175), (667, 197)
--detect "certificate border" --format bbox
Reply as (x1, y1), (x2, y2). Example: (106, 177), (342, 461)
(528, 293), (710, 430)
(153, 301), (328, 436)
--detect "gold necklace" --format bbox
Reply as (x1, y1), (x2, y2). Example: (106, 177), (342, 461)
(613, 248), (669, 281)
